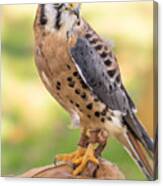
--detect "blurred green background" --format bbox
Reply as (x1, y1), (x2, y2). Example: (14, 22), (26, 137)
(1, 2), (154, 180)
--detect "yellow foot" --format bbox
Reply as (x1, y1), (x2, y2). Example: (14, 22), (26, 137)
(73, 144), (99, 176)
(55, 144), (99, 176)
(55, 147), (86, 163)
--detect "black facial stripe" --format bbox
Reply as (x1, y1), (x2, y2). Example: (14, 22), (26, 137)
(55, 9), (62, 30)
(53, 3), (64, 10)
(40, 4), (47, 25)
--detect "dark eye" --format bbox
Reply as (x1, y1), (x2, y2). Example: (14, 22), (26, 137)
(69, 3), (73, 8)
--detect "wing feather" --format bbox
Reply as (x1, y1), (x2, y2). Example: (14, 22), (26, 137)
(69, 35), (154, 153)
(70, 36), (129, 114)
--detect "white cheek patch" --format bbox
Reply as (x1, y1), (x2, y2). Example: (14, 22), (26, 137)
(61, 12), (77, 31)
(44, 5), (79, 34)
(44, 4), (57, 30)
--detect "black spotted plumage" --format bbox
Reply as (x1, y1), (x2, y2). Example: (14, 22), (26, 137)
(55, 10), (62, 30)
(70, 35), (154, 161)
(70, 37), (129, 113)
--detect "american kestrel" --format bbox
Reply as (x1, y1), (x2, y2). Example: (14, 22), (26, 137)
(34, 3), (154, 180)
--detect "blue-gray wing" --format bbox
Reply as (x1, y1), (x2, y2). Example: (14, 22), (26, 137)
(69, 36), (154, 154)
(70, 36), (133, 114)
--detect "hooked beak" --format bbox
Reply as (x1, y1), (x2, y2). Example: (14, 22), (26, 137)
(70, 4), (81, 19)
(73, 8), (80, 18)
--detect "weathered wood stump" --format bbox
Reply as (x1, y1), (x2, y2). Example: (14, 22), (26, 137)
(20, 159), (125, 180)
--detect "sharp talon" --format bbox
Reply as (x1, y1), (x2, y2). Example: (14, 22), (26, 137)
(73, 144), (99, 176)
(72, 157), (83, 164)
(55, 147), (86, 163)
(55, 144), (99, 176)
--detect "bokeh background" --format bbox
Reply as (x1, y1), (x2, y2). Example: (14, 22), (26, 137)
(1, 1), (154, 180)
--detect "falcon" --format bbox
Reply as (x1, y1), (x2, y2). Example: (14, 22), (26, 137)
(33, 3), (154, 180)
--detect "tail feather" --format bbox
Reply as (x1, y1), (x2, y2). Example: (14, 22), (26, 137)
(127, 131), (153, 180)
(117, 130), (154, 180)
(123, 112), (154, 157)
(122, 112), (154, 180)
(132, 114), (154, 155)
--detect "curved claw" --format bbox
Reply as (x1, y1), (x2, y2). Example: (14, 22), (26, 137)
(55, 147), (86, 163)
(73, 144), (99, 176)
(55, 144), (99, 176)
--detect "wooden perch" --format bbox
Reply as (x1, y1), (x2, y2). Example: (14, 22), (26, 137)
(20, 159), (125, 180)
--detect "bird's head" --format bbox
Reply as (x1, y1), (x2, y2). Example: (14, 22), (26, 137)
(38, 3), (81, 33)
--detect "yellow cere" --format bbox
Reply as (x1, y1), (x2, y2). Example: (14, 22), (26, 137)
(68, 3), (79, 10)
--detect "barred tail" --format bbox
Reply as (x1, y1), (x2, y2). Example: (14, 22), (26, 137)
(117, 130), (154, 180)
(132, 114), (154, 156)
(123, 112), (154, 158)
(127, 131), (154, 180)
